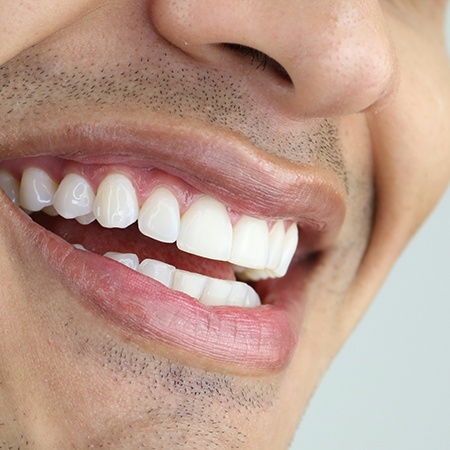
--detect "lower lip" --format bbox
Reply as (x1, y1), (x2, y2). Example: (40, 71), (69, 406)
(15, 203), (300, 372)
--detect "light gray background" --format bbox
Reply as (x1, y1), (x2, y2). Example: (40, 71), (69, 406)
(291, 8), (450, 450)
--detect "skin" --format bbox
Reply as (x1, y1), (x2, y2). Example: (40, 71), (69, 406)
(0, 0), (449, 448)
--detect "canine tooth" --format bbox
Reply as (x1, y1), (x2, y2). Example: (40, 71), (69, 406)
(200, 278), (233, 306)
(138, 259), (175, 288)
(76, 212), (95, 225)
(104, 252), (139, 270)
(266, 221), (285, 270)
(177, 196), (232, 261)
(272, 223), (299, 277)
(0, 169), (20, 204)
(229, 215), (269, 269)
(138, 187), (180, 243)
(53, 173), (95, 219)
(93, 174), (139, 228)
(20, 167), (57, 212)
(172, 269), (207, 300)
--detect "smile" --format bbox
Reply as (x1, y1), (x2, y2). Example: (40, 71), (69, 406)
(0, 160), (299, 308)
(0, 121), (346, 371)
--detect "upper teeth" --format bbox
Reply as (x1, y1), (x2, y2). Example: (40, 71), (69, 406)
(53, 173), (95, 219)
(0, 166), (299, 282)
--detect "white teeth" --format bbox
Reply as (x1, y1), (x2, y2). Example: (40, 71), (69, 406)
(231, 265), (247, 273)
(104, 252), (139, 270)
(238, 268), (270, 282)
(200, 278), (234, 306)
(138, 259), (175, 288)
(177, 195), (233, 261)
(138, 187), (180, 243)
(229, 215), (269, 269)
(53, 173), (95, 219)
(9, 164), (299, 299)
(239, 223), (299, 281)
(166, 268), (260, 308)
(93, 174), (139, 228)
(227, 282), (250, 306)
(271, 223), (299, 277)
(227, 281), (261, 308)
(243, 285), (261, 308)
(0, 169), (20, 204)
(75, 212), (96, 225)
(266, 221), (285, 270)
(19, 167), (58, 212)
(172, 270), (207, 300)
(104, 251), (261, 307)
(43, 205), (59, 216)
(73, 243), (87, 251)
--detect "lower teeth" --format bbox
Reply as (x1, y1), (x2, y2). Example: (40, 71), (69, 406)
(76, 245), (261, 308)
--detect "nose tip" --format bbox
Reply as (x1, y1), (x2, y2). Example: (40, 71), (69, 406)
(148, 0), (398, 118)
(285, 21), (398, 117)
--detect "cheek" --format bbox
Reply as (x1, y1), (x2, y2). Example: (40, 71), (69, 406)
(329, 13), (450, 339)
(369, 27), (450, 246)
(0, 0), (99, 66)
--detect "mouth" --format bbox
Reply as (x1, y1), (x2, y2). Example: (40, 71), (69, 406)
(0, 119), (346, 372)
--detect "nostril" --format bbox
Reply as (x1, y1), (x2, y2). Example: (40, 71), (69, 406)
(222, 43), (292, 83)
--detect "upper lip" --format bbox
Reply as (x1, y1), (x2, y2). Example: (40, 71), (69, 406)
(1, 116), (346, 253)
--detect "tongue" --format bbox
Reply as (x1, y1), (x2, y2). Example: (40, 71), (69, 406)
(33, 213), (236, 281)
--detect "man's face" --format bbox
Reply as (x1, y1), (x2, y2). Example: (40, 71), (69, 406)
(0, 0), (449, 448)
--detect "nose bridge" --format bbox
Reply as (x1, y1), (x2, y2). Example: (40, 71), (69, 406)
(149, 0), (397, 117)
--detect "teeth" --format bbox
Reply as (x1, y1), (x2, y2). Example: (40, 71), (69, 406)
(227, 282), (250, 306)
(238, 223), (299, 281)
(138, 259), (175, 288)
(75, 212), (96, 225)
(0, 169), (20, 204)
(266, 221), (285, 270)
(104, 251), (261, 307)
(172, 270), (207, 300)
(200, 278), (234, 306)
(238, 268), (271, 282)
(219, 279), (260, 306)
(19, 167), (58, 212)
(93, 174), (139, 228)
(241, 284), (261, 308)
(53, 173), (95, 219)
(198, 278), (259, 308)
(138, 187), (180, 243)
(177, 195), (233, 261)
(229, 216), (269, 269)
(104, 251), (139, 270)
(43, 205), (59, 216)
(9, 165), (299, 296)
(271, 223), (299, 277)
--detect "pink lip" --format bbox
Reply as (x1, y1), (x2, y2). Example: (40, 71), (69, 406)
(0, 118), (346, 371)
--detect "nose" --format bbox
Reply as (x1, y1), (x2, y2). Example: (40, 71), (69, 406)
(148, 0), (397, 118)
